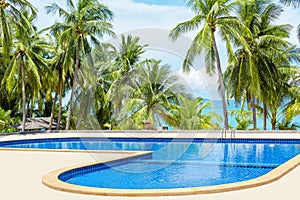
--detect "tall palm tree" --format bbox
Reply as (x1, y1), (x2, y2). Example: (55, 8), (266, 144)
(0, 0), (37, 65)
(109, 35), (148, 115)
(44, 31), (70, 130)
(115, 34), (148, 74)
(2, 8), (48, 132)
(224, 0), (292, 130)
(116, 59), (186, 129)
(93, 45), (116, 129)
(46, 0), (115, 130)
(169, 0), (249, 130)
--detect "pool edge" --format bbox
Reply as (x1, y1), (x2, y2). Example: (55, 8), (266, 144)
(41, 153), (300, 197)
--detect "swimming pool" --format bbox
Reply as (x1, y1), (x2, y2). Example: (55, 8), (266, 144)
(1, 137), (300, 192)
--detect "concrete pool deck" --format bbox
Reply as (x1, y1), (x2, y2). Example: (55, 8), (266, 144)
(1, 131), (300, 200)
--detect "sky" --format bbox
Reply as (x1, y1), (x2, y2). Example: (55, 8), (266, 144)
(31, 0), (300, 100)
(32, 0), (300, 44)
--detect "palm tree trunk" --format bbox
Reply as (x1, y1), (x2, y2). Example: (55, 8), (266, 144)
(263, 101), (267, 130)
(251, 95), (257, 130)
(76, 101), (86, 129)
(26, 101), (30, 118)
(66, 40), (81, 130)
(211, 32), (228, 130)
(271, 112), (276, 130)
(57, 75), (63, 130)
(49, 91), (58, 130)
(20, 55), (26, 132)
(30, 98), (34, 118)
(271, 109), (277, 130)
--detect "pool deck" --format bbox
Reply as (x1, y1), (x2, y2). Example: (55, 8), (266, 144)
(1, 131), (300, 200)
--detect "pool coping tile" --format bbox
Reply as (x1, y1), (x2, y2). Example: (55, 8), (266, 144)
(1, 131), (300, 197)
(41, 150), (300, 197)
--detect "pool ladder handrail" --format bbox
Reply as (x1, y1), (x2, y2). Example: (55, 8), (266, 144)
(221, 129), (226, 140)
(230, 129), (236, 139)
(221, 129), (235, 140)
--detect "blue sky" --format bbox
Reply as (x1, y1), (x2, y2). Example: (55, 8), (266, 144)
(132, 0), (186, 6)
(32, 0), (300, 100)
(33, 0), (300, 45)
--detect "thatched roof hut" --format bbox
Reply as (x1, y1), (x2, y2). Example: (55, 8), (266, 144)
(14, 117), (60, 131)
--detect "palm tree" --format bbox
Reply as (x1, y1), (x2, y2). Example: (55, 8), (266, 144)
(169, 0), (249, 130)
(115, 34), (148, 74)
(228, 109), (253, 130)
(44, 31), (69, 130)
(93, 43), (119, 129)
(0, 0), (37, 65)
(2, 8), (48, 132)
(109, 35), (148, 115)
(115, 59), (186, 129)
(225, 0), (293, 130)
(46, 0), (115, 130)
(286, 96), (300, 120)
(167, 96), (221, 130)
(0, 107), (17, 132)
(284, 65), (300, 125)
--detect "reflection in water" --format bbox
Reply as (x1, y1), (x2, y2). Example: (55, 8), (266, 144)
(2, 138), (300, 189)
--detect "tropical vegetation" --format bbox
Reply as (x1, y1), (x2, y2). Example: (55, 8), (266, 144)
(0, 0), (299, 132)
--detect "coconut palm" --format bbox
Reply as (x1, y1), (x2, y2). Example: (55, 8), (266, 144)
(284, 67), (300, 124)
(224, 0), (293, 130)
(46, 0), (115, 130)
(94, 61), (115, 129)
(167, 96), (221, 130)
(115, 34), (148, 74)
(115, 59), (186, 129)
(277, 118), (300, 130)
(0, 0), (37, 65)
(228, 109), (253, 130)
(109, 35), (148, 115)
(2, 8), (48, 132)
(44, 31), (71, 130)
(286, 96), (300, 120)
(0, 107), (17, 132)
(169, 0), (249, 130)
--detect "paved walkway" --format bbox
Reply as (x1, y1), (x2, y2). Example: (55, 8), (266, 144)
(0, 132), (300, 200)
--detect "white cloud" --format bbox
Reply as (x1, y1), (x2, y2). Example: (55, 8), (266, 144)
(102, 0), (194, 35)
(176, 68), (220, 100)
(276, 6), (300, 46)
(32, 0), (299, 47)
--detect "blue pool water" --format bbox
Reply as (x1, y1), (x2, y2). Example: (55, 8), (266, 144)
(1, 138), (300, 189)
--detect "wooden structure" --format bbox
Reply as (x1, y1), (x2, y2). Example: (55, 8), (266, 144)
(14, 117), (60, 131)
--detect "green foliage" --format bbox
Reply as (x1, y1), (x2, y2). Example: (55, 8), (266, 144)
(0, 107), (17, 133)
(0, 0), (299, 131)
(229, 110), (253, 130)
(115, 59), (187, 129)
(169, 0), (250, 129)
(168, 96), (221, 130)
(115, 35), (148, 74)
(45, 0), (115, 130)
(224, 0), (300, 130)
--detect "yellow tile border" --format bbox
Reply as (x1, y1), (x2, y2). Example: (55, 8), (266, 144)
(42, 153), (300, 197)
(0, 147), (145, 154)
(1, 134), (300, 196)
